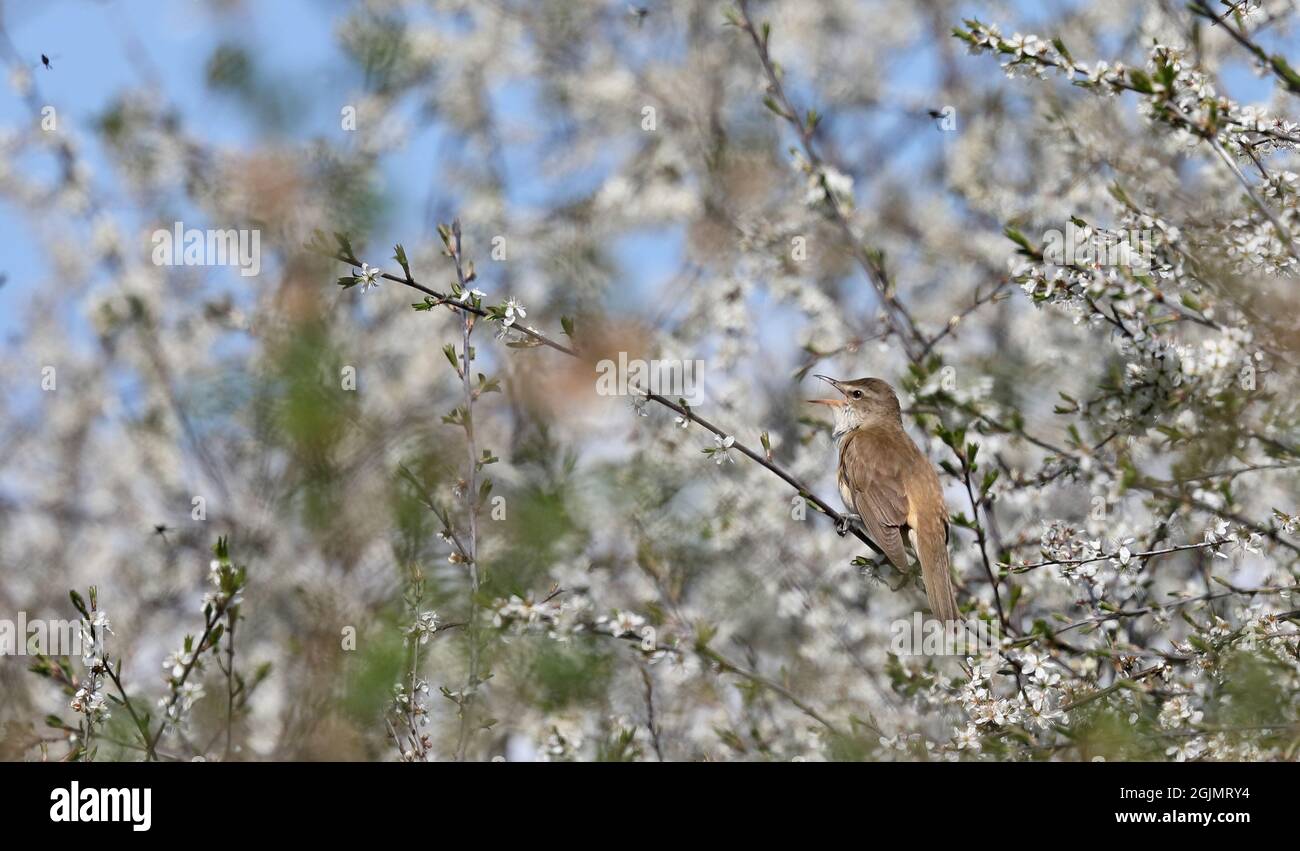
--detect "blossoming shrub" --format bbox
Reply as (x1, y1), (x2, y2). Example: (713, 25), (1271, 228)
(3, 0), (1297, 761)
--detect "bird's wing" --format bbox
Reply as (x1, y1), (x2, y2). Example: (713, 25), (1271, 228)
(900, 438), (960, 622)
(839, 430), (910, 571)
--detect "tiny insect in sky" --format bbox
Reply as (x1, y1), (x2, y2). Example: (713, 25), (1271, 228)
(41, 53), (53, 70)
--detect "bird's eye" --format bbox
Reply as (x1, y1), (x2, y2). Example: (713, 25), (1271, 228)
(852, 390), (863, 399)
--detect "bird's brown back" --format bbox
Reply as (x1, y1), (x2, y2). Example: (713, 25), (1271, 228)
(838, 423), (958, 621)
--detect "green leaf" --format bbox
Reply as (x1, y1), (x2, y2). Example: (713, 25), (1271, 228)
(333, 232), (356, 260)
(1270, 55), (1300, 92)
(1127, 69), (1154, 94)
(1155, 58), (1176, 91)
(1051, 36), (1073, 64)
(69, 590), (89, 619)
(762, 96), (789, 120)
(392, 244), (412, 280)
(1003, 226), (1036, 257)
(560, 316), (575, 338)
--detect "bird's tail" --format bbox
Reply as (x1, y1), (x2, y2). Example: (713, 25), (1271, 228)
(915, 517), (960, 623)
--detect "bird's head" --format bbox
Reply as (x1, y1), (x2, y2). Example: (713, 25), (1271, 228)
(808, 375), (902, 436)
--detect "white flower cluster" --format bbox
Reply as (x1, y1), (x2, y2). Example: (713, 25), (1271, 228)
(491, 594), (565, 632)
(404, 610), (440, 646)
(157, 682), (205, 731)
(204, 558), (245, 611)
(70, 603), (112, 728)
(1202, 520), (1263, 558)
(950, 650), (1067, 756)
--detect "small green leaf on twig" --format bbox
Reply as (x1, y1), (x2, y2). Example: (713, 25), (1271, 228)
(1127, 68), (1154, 93)
(763, 96), (789, 120)
(1003, 226), (1038, 258)
(334, 232), (356, 262)
(1051, 37), (1072, 64)
(392, 244), (412, 281)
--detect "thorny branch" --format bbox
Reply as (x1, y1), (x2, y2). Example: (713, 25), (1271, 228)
(447, 222), (485, 763)
(319, 238), (886, 559)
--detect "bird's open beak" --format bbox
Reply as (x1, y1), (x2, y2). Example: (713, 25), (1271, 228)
(807, 374), (846, 407)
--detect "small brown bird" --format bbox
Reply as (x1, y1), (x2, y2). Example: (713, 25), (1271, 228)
(809, 375), (959, 622)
